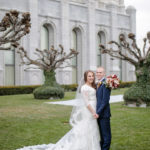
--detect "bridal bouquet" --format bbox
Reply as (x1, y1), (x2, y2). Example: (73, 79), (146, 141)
(105, 74), (120, 89)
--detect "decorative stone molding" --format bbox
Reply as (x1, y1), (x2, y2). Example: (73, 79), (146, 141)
(70, 0), (86, 4)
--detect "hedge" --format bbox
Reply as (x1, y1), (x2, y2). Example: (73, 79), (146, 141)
(119, 81), (135, 88)
(0, 81), (134, 96)
(0, 85), (40, 95)
(0, 84), (78, 96)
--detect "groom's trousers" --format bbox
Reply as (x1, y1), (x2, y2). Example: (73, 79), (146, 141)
(98, 118), (111, 150)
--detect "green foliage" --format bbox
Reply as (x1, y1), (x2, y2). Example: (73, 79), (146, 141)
(119, 81), (135, 88)
(124, 64), (150, 104)
(44, 70), (58, 86)
(124, 82), (150, 105)
(61, 84), (78, 91)
(33, 85), (64, 99)
(0, 84), (77, 96)
(0, 85), (40, 95)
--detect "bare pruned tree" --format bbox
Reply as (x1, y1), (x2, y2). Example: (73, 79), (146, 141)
(99, 32), (150, 104)
(0, 10), (31, 50)
(17, 44), (78, 99)
(99, 32), (150, 68)
(17, 45), (78, 71)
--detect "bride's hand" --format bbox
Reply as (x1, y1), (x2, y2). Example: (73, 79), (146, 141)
(93, 113), (99, 119)
(96, 114), (99, 118)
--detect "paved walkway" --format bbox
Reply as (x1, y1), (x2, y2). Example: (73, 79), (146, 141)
(45, 95), (123, 106)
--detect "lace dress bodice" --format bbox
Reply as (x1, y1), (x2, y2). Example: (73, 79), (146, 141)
(81, 84), (96, 105)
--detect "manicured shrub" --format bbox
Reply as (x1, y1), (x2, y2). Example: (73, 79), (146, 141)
(33, 85), (64, 99)
(124, 82), (150, 104)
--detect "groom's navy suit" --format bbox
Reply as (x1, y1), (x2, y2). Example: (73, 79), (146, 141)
(96, 78), (111, 150)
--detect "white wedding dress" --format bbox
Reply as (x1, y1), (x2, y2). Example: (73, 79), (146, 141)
(17, 84), (100, 150)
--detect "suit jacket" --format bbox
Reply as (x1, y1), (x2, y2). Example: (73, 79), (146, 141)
(96, 78), (111, 118)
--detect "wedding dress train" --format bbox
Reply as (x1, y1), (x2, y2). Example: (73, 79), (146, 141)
(17, 84), (100, 150)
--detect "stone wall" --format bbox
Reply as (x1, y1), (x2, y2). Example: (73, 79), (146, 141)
(0, 0), (136, 85)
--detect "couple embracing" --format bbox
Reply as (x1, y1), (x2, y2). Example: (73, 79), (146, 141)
(17, 67), (111, 150)
(80, 67), (111, 150)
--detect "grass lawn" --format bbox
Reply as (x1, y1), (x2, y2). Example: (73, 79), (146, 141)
(111, 88), (128, 96)
(0, 88), (150, 150)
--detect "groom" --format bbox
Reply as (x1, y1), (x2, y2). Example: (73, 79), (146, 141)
(96, 67), (111, 150)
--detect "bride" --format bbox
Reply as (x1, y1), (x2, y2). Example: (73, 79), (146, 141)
(17, 70), (101, 150)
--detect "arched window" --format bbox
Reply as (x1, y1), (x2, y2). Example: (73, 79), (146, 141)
(4, 47), (15, 85)
(97, 31), (106, 66)
(41, 24), (54, 50)
(71, 28), (82, 83)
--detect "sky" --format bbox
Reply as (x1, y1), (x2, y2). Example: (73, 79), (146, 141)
(124, 0), (150, 45)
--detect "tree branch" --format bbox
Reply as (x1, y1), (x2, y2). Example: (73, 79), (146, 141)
(18, 45), (78, 72)
(0, 10), (31, 50)
(101, 48), (138, 66)
(99, 32), (150, 68)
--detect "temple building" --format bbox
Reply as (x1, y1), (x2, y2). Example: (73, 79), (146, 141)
(0, 0), (136, 85)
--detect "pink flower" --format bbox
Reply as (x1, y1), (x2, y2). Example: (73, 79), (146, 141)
(106, 74), (120, 89)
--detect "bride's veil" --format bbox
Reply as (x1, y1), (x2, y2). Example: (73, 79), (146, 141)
(69, 77), (85, 127)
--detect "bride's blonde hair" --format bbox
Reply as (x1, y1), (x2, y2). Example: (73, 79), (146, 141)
(84, 70), (96, 89)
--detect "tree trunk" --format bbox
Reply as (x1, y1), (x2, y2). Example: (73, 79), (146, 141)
(44, 70), (58, 86)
